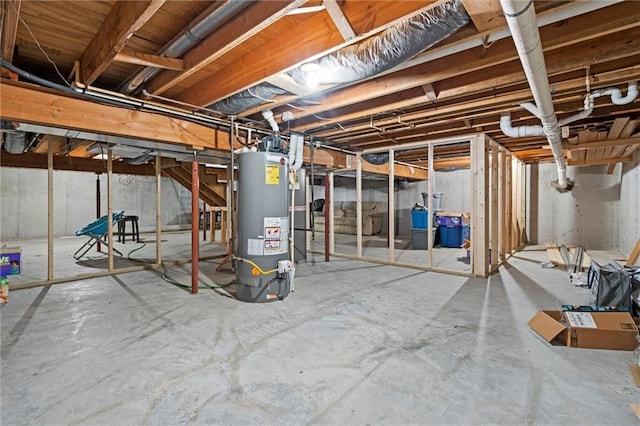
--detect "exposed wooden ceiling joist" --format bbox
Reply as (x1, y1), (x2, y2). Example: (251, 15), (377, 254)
(79, 0), (166, 85)
(1, 0), (21, 65)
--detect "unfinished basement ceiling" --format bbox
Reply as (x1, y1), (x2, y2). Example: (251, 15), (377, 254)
(1, 0), (640, 169)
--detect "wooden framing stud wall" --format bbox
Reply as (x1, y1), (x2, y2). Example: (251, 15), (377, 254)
(471, 134), (489, 277)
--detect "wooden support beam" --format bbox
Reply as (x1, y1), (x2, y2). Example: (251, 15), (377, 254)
(1, 0), (21, 65)
(0, 82), (228, 150)
(0, 151), (157, 175)
(323, 0), (356, 41)
(174, 1), (439, 106)
(113, 49), (184, 71)
(146, 0), (307, 96)
(79, 0), (165, 85)
(461, 0), (505, 32)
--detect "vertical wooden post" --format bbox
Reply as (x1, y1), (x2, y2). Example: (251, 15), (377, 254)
(490, 144), (499, 270)
(471, 134), (489, 277)
(428, 143), (434, 268)
(499, 150), (506, 261)
(96, 173), (101, 252)
(388, 149), (395, 262)
(155, 154), (162, 266)
(356, 152), (363, 258)
(107, 146), (114, 272)
(191, 155), (199, 294)
(47, 139), (54, 280)
(325, 171), (331, 261)
(505, 152), (513, 254)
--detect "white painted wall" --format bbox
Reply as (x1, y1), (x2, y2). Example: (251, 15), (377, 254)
(527, 152), (640, 252)
(0, 168), (192, 240)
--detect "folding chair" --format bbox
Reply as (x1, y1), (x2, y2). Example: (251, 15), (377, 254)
(73, 211), (125, 260)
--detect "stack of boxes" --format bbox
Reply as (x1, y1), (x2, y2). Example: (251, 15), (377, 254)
(410, 207), (435, 250)
(435, 213), (470, 248)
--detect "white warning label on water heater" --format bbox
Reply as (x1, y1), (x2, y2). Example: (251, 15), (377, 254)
(263, 217), (288, 255)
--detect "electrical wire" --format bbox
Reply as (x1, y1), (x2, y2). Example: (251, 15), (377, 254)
(125, 244), (234, 289)
(11, 1), (71, 87)
(233, 256), (277, 275)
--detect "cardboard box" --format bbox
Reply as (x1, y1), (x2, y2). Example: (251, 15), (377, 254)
(528, 310), (639, 351)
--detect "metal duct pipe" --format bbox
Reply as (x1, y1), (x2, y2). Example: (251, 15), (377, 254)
(209, 0), (470, 114)
(2, 131), (26, 154)
(500, 0), (570, 190)
(120, 0), (249, 94)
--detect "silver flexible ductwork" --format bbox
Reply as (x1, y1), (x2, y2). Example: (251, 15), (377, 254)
(2, 130), (26, 154)
(209, 0), (470, 115)
(120, 0), (249, 94)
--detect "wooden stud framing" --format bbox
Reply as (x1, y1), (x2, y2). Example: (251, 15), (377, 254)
(428, 144), (434, 268)
(1, 0), (21, 65)
(471, 134), (489, 277)
(490, 143), (499, 271)
(356, 153), (363, 258)
(47, 137), (54, 280)
(328, 171), (335, 256)
(505, 152), (513, 254)
(155, 154), (162, 265)
(498, 149), (506, 262)
(107, 146), (114, 272)
(388, 149), (395, 262)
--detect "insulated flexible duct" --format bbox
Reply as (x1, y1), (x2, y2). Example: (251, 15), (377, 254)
(208, 0), (470, 114)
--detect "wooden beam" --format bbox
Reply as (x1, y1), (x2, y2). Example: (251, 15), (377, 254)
(79, 0), (165, 85)
(113, 49), (183, 71)
(302, 145), (427, 180)
(0, 151), (157, 175)
(174, 1), (439, 106)
(471, 134), (489, 277)
(568, 156), (634, 166)
(1, 0), (21, 64)
(323, 0), (356, 41)
(0, 82), (229, 150)
(287, 3), (640, 130)
(461, 0), (504, 33)
(145, 0), (307, 96)
(568, 136), (640, 150)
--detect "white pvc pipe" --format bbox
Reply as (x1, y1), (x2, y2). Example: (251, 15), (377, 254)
(501, 0), (568, 188)
(500, 113), (543, 138)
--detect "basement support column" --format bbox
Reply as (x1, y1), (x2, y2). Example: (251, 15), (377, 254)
(428, 144), (434, 268)
(490, 144), (499, 271)
(107, 146), (114, 272)
(155, 154), (162, 266)
(388, 149), (395, 262)
(191, 151), (199, 294)
(471, 134), (489, 277)
(356, 153), (363, 258)
(96, 173), (101, 252)
(47, 139), (54, 280)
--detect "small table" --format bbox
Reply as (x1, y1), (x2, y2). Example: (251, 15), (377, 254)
(117, 215), (140, 243)
(207, 206), (227, 244)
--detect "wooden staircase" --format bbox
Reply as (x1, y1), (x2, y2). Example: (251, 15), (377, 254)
(161, 159), (227, 207)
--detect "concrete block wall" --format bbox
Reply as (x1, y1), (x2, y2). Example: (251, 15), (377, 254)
(527, 151), (640, 254)
(0, 168), (192, 240)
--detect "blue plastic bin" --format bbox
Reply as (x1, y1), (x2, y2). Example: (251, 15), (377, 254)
(440, 224), (470, 248)
(411, 209), (429, 229)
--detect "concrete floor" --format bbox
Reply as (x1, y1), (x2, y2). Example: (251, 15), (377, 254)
(1, 232), (639, 425)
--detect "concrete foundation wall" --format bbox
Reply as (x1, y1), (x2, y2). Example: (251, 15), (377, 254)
(618, 151), (640, 258)
(0, 168), (192, 240)
(527, 158), (640, 250)
(311, 169), (472, 236)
